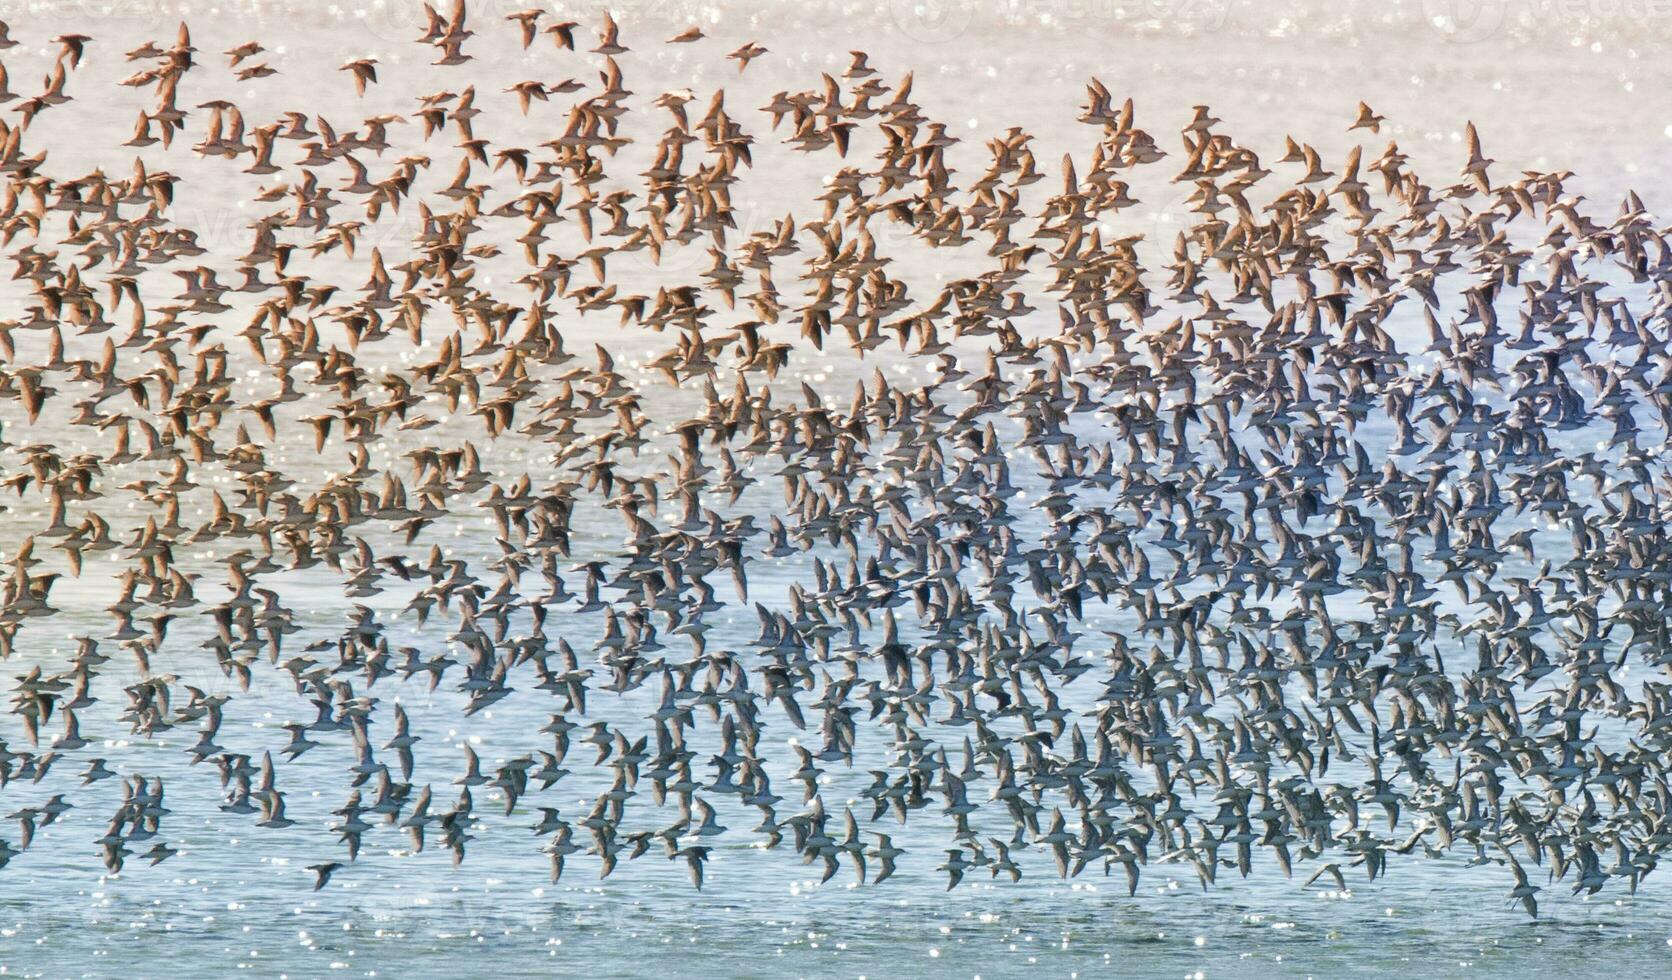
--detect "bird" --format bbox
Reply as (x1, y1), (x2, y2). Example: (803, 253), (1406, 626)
(505, 9), (544, 48)
(728, 42), (767, 73)
(308, 861), (344, 891)
(1349, 101), (1384, 133)
(0, 7), (1657, 927)
(225, 41), (263, 66)
(1303, 863), (1348, 892)
(340, 58), (377, 96)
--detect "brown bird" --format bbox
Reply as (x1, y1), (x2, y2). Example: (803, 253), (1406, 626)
(505, 8), (544, 48)
(544, 20), (578, 50)
(341, 58), (378, 96)
(1349, 101), (1385, 133)
(225, 41), (263, 67)
(592, 11), (627, 55)
(54, 33), (91, 69)
(729, 42), (767, 73)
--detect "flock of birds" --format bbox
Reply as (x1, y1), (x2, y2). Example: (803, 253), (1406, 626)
(0, 4), (1668, 919)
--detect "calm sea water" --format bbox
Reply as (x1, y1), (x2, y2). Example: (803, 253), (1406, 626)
(3, 1), (1672, 977)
